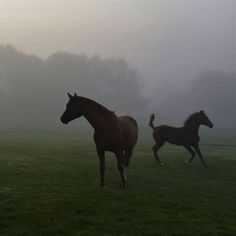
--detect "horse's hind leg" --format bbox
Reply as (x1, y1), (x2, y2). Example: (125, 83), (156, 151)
(152, 141), (165, 165)
(123, 149), (133, 183)
(115, 150), (127, 188)
(183, 145), (196, 165)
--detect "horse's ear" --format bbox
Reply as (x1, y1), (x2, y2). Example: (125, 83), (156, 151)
(74, 92), (78, 97)
(67, 93), (73, 99)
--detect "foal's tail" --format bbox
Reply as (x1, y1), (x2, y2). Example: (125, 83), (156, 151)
(149, 113), (156, 129)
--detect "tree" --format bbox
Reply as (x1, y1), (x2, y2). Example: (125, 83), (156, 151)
(0, 45), (146, 126)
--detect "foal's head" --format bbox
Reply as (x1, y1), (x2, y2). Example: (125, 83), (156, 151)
(198, 110), (213, 128)
(184, 110), (213, 129)
(61, 93), (82, 124)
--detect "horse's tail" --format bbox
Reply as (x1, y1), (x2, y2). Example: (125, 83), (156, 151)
(149, 113), (156, 129)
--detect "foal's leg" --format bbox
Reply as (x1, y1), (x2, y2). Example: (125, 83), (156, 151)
(193, 144), (207, 168)
(96, 148), (105, 187)
(115, 150), (127, 188)
(183, 145), (196, 165)
(123, 149), (133, 183)
(152, 142), (165, 165)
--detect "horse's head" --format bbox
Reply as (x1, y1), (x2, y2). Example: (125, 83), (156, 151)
(60, 93), (82, 124)
(198, 110), (213, 128)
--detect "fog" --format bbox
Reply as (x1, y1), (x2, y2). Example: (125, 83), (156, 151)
(0, 0), (235, 129)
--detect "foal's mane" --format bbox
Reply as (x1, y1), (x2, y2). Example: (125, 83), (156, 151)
(78, 96), (115, 116)
(183, 112), (201, 126)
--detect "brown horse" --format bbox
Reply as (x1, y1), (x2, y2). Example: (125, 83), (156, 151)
(61, 93), (138, 187)
(149, 111), (213, 168)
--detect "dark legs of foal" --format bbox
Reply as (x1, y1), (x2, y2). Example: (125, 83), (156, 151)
(184, 144), (207, 168)
(183, 145), (196, 164)
(193, 145), (207, 168)
(152, 141), (165, 165)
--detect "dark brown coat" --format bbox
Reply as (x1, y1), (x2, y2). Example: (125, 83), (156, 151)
(61, 93), (138, 187)
(149, 111), (213, 168)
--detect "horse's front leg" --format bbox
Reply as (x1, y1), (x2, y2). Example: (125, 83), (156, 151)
(96, 147), (105, 187)
(183, 145), (196, 164)
(193, 144), (207, 168)
(115, 149), (127, 188)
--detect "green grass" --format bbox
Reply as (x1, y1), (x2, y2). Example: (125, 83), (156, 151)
(0, 131), (235, 235)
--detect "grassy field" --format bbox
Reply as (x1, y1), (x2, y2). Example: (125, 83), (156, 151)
(0, 130), (235, 235)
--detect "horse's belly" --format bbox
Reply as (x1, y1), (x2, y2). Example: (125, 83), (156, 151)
(167, 139), (183, 145)
(166, 135), (199, 146)
(94, 134), (123, 152)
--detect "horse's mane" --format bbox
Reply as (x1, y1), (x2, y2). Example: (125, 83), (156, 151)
(78, 96), (115, 116)
(183, 112), (200, 126)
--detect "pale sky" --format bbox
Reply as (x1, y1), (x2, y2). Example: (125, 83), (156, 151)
(0, 0), (235, 95)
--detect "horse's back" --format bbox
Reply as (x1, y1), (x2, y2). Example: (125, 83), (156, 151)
(119, 116), (138, 150)
(153, 125), (199, 145)
(153, 125), (179, 143)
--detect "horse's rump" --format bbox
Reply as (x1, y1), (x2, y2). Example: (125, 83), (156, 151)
(119, 116), (138, 150)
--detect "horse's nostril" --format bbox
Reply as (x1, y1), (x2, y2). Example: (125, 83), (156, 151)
(209, 123), (213, 128)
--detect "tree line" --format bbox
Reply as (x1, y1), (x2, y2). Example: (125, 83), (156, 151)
(0, 45), (235, 128)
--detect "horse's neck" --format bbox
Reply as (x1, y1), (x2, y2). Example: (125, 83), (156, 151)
(185, 122), (200, 135)
(82, 103), (113, 132)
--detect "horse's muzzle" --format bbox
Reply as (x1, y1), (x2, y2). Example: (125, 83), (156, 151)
(60, 117), (68, 124)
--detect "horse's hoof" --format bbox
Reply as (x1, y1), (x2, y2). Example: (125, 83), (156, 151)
(119, 181), (127, 188)
(160, 162), (165, 166)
